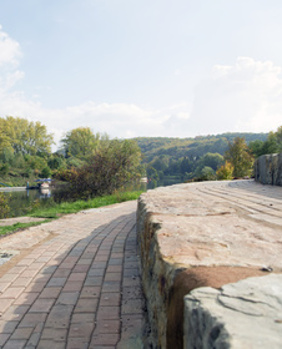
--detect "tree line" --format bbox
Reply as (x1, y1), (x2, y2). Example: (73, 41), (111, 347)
(0, 115), (281, 194)
(0, 117), (143, 199)
(136, 127), (282, 185)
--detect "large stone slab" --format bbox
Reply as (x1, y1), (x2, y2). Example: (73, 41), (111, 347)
(184, 274), (282, 349)
(255, 153), (282, 186)
(137, 180), (282, 348)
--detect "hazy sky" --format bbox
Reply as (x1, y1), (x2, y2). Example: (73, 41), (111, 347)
(0, 0), (282, 148)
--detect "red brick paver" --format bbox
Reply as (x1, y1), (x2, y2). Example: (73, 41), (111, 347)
(0, 201), (145, 348)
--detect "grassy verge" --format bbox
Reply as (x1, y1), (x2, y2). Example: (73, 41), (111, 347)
(0, 190), (144, 237)
(0, 219), (52, 236)
(28, 190), (144, 218)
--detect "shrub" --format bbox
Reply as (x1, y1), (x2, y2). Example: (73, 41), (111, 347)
(0, 193), (10, 218)
(216, 161), (234, 180)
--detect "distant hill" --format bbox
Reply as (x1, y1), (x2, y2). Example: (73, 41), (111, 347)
(134, 132), (268, 162)
(132, 132), (268, 187)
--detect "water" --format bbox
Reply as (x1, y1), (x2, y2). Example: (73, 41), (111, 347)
(2, 189), (53, 218)
(1, 181), (148, 218)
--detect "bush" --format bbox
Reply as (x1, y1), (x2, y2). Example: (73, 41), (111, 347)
(57, 139), (142, 200)
(0, 193), (10, 218)
(216, 161), (234, 180)
(40, 166), (52, 179)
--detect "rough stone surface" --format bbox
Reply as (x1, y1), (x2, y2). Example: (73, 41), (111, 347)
(184, 273), (282, 349)
(137, 180), (282, 349)
(255, 153), (282, 186)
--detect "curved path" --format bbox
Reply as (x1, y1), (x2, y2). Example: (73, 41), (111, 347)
(0, 201), (145, 349)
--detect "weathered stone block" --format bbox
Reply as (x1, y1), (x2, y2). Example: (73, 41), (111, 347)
(255, 153), (282, 186)
(184, 274), (282, 349)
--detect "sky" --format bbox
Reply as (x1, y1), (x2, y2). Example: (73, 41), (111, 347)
(0, 0), (282, 149)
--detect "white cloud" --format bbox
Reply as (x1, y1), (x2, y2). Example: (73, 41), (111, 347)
(189, 57), (282, 135)
(0, 25), (21, 68)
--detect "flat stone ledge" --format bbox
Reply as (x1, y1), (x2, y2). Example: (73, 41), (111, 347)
(184, 273), (282, 349)
(137, 180), (282, 348)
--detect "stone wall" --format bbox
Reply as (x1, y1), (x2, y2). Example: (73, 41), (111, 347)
(184, 274), (282, 349)
(255, 153), (282, 185)
(137, 181), (282, 349)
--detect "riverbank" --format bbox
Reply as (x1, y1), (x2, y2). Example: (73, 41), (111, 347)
(0, 187), (27, 192)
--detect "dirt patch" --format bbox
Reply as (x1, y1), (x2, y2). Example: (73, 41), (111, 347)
(0, 216), (46, 226)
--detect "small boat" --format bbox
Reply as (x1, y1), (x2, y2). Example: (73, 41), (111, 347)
(34, 178), (52, 188)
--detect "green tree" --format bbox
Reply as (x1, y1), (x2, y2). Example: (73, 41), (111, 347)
(61, 127), (107, 159)
(199, 153), (224, 171)
(216, 161), (234, 180)
(275, 126), (282, 152)
(0, 116), (54, 155)
(40, 166), (52, 178)
(224, 137), (254, 178)
(59, 139), (142, 199)
(249, 140), (265, 158)
(260, 132), (278, 155)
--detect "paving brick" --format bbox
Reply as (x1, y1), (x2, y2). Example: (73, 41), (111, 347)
(17, 259), (36, 267)
(0, 299), (15, 313)
(39, 287), (62, 299)
(10, 327), (33, 340)
(96, 306), (120, 320)
(1, 305), (29, 321)
(80, 286), (100, 299)
(74, 298), (98, 313)
(29, 298), (55, 313)
(71, 313), (94, 323)
(66, 337), (89, 349)
(56, 292), (79, 306)
(72, 264), (89, 273)
(76, 258), (92, 265)
(3, 339), (27, 349)
(13, 292), (39, 306)
(41, 328), (67, 341)
(8, 266), (26, 275)
(87, 268), (104, 277)
(37, 339), (65, 349)
(0, 321), (18, 333)
(45, 304), (73, 329)
(0, 333), (10, 346)
(84, 276), (103, 286)
(68, 322), (94, 338)
(0, 282), (11, 293)
(95, 319), (120, 334)
(0, 274), (18, 283)
(89, 333), (119, 346)
(46, 277), (67, 287)
(106, 265), (123, 273)
(63, 281), (83, 292)
(102, 281), (120, 293)
(53, 268), (72, 278)
(18, 313), (47, 328)
(0, 287), (25, 299)
(68, 273), (87, 282)
(104, 273), (122, 282)
(100, 292), (121, 306)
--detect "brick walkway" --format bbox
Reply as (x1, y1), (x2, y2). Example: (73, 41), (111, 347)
(0, 201), (145, 349)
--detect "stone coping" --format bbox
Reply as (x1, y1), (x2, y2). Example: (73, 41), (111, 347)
(137, 180), (282, 348)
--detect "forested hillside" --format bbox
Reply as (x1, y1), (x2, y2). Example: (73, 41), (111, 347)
(134, 132), (268, 186)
